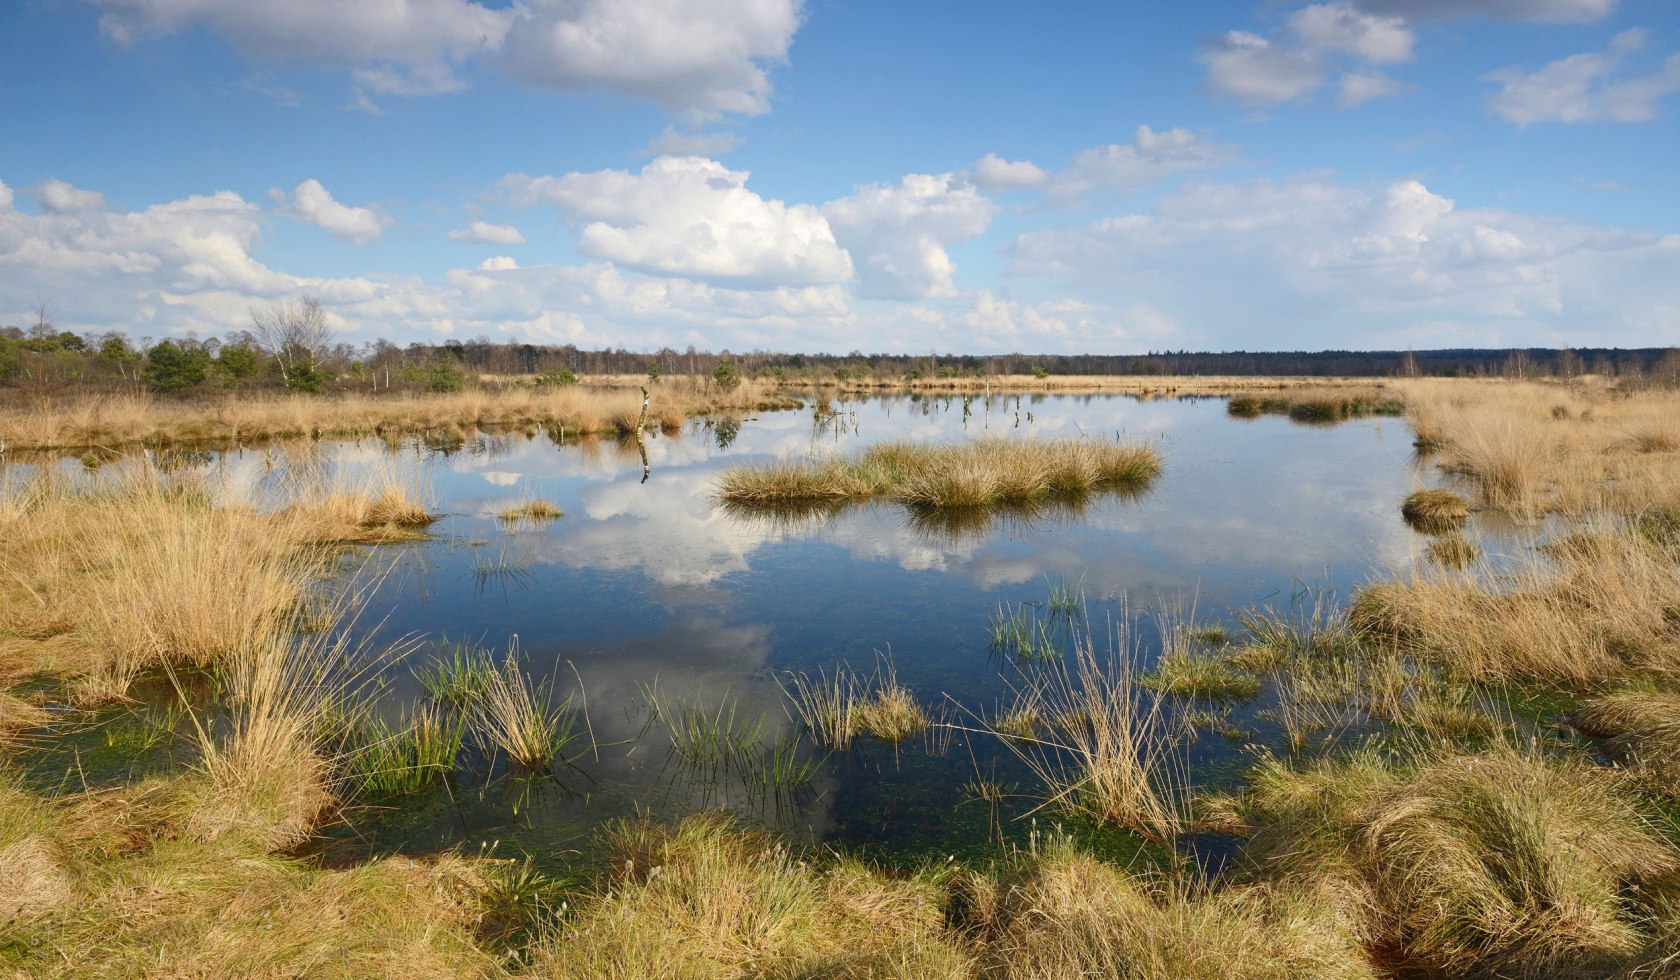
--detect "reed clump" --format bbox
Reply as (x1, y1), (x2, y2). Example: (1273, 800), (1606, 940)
(498, 499), (563, 523)
(470, 651), (578, 769)
(992, 633), (1184, 842)
(1399, 488), (1469, 533)
(532, 813), (972, 978)
(717, 438), (1160, 509)
(782, 655), (929, 747)
(1239, 741), (1676, 976)
(967, 842), (1376, 979)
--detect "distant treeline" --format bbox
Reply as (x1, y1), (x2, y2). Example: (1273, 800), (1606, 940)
(6, 304), (1680, 395)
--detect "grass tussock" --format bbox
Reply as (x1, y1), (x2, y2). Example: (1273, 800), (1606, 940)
(1572, 691), (1680, 797)
(498, 498), (563, 523)
(532, 813), (972, 979)
(1226, 387), (1403, 424)
(968, 841), (1376, 979)
(471, 649), (578, 769)
(992, 632), (1184, 842)
(1350, 522), (1680, 685)
(1239, 741), (1676, 976)
(717, 437), (1160, 509)
(0, 794), (501, 978)
(1399, 487), (1469, 533)
(1139, 651), (1262, 703)
(782, 654), (929, 748)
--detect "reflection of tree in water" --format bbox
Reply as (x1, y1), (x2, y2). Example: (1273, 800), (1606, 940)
(148, 448), (214, 473)
(709, 416), (742, 450)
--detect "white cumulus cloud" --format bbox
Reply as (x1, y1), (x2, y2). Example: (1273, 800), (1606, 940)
(821, 174), (996, 300)
(1485, 29), (1680, 125)
(500, 156), (852, 287)
(494, 0), (803, 118)
(448, 221), (526, 245)
(1200, 2), (1413, 107)
(1008, 173), (1680, 348)
(972, 154), (1049, 191)
(278, 179), (385, 244)
(87, 0), (805, 118)
(36, 179), (108, 214)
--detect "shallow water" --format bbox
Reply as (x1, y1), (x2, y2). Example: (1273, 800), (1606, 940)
(11, 392), (1528, 871)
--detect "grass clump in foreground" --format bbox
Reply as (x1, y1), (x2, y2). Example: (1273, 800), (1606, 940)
(990, 630), (1184, 843)
(1237, 740), (1676, 977)
(534, 813), (1376, 979)
(1399, 487), (1470, 533)
(716, 437), (1160, 509)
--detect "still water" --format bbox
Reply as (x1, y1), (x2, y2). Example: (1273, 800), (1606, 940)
(23, 392), (1499, 869)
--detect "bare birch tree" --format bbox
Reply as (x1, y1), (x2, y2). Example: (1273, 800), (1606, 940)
(249, 296), (333, 385)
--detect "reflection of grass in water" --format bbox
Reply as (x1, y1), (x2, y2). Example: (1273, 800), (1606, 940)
(740, 734), (823, 795)
(639, 682), (766, 769)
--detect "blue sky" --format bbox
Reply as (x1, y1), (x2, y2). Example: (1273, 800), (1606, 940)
(1, 0), (1676, 354)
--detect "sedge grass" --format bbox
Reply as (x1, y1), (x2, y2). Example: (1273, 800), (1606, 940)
(1241, 739), (1675, 976)
(716, 437), (1160, 509)
(990, 625), (1185, 842)
(780, 652), (929, 748)
(413, 640), (499, 707)
(1400, 488), (1470, 533)
(470, 648), (578, 769)
(351, 702), (465, 795)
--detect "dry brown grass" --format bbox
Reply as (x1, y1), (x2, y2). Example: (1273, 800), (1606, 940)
(718, 437), (1161, 508)
(1400, 488), (1469, 533)
(0, 463), (432, 701)
(1241, 741), (1677, 977)
(0, 376), (791, 451)
(1351, 523), (1680, 685)
(532, 812), (972, 979)
(970, 844), (1376, 979)
(1398, 378), (1680, 517)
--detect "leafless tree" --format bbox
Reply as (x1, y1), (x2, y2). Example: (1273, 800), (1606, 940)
(249, 296), (333, 383)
